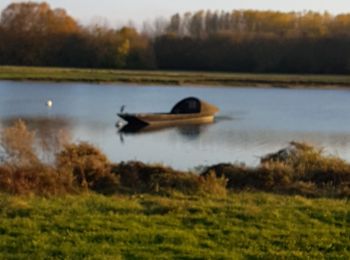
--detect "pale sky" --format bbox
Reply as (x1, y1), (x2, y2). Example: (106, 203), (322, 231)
(1, 0), (350, 26)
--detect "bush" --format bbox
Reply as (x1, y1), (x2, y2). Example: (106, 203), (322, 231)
(112, 161), (228, 196)
(0, 120), (75, 196)
(203, 142), (350, 197)
(111, 161), (183, 192)
(0, 120), (39, 166)
(202, 163), (293, 191)
(262, 142), (350, 186)
(56, 142), (119, 193)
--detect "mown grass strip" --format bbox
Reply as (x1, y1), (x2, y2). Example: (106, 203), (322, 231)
(1, 66), (350, 87)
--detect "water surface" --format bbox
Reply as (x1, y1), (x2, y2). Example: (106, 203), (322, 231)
(1, 81), (350, 169)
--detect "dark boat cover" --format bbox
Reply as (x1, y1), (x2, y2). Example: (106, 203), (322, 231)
(170, 97), (219, 115)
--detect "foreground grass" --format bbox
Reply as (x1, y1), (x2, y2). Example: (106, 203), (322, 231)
(0, 192), (349, 259)
(2, 66), (350, 88)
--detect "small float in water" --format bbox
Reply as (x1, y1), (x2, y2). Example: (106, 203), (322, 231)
(117, 97), (219, 132)
(46, 99), (53, 108)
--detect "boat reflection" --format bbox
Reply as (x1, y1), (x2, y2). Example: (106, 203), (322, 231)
(117, 121), (211, 141)
(119, 120), (209, 133)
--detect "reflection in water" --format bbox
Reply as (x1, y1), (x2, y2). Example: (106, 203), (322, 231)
(176, 125), (209, 140)
(119, 122), (209, 136)
(118, 121), (210, 143)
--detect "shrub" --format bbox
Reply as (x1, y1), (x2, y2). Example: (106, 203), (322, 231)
(0, 120), (39, 166)
(0, 122), (118, 195)
(262, 142), (350, 186)
(204, 142), (350, 197)
(56, 142), (118, 193)
(202, 163), (293, 191)
(254, 162), (293, 189)
(112, 161), (228, 196)
(293, 152), (350, 185)
(111, 161), (183, 192)
(0, 120), (76, 195)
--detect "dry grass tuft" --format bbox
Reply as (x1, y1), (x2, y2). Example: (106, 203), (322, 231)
(199, 171), (228, 197)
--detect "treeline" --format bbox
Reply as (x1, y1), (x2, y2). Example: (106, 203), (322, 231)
(0, 2), (156, 69)
(156, 10), (350, 73)
(165, 10), (350, 38)
(1, 2), (350, 74)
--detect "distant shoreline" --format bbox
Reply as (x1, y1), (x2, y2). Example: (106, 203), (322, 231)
(1, 66), (350, 89)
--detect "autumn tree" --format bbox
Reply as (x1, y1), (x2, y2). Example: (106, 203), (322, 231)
(0, 2), (80, 66)
(117, 27), (155, 69)
(0, 1), (157, 69)
(0, 2), (79, 34)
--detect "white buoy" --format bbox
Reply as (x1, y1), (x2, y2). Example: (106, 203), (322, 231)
(46, 99), (53, 108)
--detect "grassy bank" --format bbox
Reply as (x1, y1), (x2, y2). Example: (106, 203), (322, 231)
(0, 192), (348, 259)
(1, 66), (350, 88)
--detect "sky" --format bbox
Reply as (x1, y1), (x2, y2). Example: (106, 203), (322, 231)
(1, 0), (350, 27)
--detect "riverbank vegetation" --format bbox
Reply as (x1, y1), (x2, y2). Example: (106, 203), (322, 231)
(1, 120), (350, 198)
(1, 2), (350, 75)
(2, 66), (350, 88)
(1, 122), (349, 258)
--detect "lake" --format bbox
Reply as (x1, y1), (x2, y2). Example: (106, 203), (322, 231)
(1, 80), (350, 170)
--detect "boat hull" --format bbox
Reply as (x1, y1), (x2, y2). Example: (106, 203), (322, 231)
(118, 113), (215, 127)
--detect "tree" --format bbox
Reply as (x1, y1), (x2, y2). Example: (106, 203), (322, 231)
(0, 2), (80, 66)
(167, 14), (181, 35)
(189, 11), (205, 38)
(118, 27), (156, 69)
(0, 2), (79, 34)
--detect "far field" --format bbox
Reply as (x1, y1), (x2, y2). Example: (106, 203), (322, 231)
(1, 66), (350, 88)
(0, 192), (349, 259)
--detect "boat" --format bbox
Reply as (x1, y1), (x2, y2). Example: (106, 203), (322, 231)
(117, 97), (219, 129)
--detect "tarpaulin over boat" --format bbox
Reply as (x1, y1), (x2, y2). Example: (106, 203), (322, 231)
(170, 97), (219, 115)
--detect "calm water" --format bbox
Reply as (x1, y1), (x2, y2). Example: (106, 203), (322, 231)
(1, 80), (350, 169)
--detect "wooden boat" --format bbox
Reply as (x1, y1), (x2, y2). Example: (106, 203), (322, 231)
(117, 97), (219, 128)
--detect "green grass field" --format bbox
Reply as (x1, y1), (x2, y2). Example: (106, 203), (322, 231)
(0, 192), (348, 259)
(1, 66), (350, 88)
